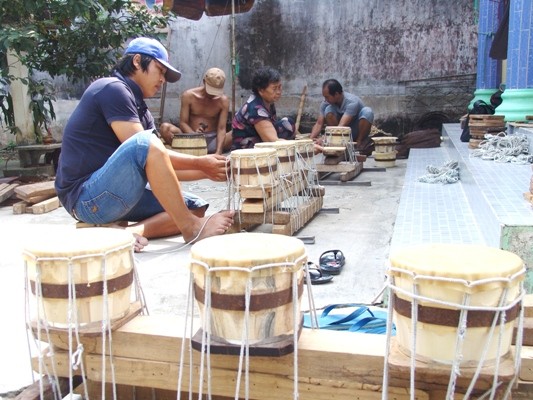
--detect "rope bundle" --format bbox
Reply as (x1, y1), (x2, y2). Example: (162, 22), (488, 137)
(471, 132), (533, 164)
(417, 160), (460, 184)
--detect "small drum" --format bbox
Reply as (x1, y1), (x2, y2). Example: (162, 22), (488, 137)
(388, 244), (525, 365)
(255, 141), (297, 179)
(171, 133), (208, 156)
(229, 147), (279, 189)
(189, 232), (306, 345)
(24, 227), (135, 328)
(324, 126), (352, 147)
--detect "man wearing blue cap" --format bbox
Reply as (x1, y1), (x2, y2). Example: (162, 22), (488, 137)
(55, 37), (234, 251)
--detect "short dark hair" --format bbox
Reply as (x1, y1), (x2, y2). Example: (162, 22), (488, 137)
(113, 54), (154, 77)
(252, 67), (281, 96)
(323, 79), (343, 96)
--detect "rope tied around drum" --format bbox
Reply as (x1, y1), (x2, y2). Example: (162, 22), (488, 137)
(417, 160), (460, 184)
(471, 132), (533, 164)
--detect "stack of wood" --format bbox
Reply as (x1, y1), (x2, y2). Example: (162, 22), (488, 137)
(12, 180), (61, 214)
(468, 114), (506, 149)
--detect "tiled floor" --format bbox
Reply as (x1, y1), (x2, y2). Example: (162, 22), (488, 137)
(390, 124), (533, 253)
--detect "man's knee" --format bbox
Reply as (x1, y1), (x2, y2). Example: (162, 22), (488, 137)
(358, 107), (374, 124)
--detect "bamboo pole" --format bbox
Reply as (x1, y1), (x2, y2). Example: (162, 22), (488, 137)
(295, 84), (307, 134)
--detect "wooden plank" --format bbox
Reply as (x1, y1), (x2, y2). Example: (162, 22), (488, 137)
(520, 346), (533, 381)
(16, 193), (53, 205)
(12, 200), (29, 214)
(272, 196), (323, 236)
(42, 349), (427, 400)
(316, 162), (357, 173)
(14, 180), (56, 201)
(0, 183), (18, 204)
(31, 196), (60, 214)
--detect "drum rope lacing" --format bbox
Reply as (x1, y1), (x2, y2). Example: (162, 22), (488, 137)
(24, 243), (146, 400)
(177, 255), (307, 400)
(381, 266), (526, 400)
(471, 132), (533, 164)
(227, 147), (321, 233)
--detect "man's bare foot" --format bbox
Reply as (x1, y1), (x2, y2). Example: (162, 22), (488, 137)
(183, 210), (235, 243)
(109, 224), (149, 252)
(133, 233), (149, 252)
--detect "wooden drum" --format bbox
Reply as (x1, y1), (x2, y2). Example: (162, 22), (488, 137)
(230, 148), (279, 189)
(388, 244), (525, 365)
(24, 228), (135, 328)
(172, 133), (208, 156)
(189, 232), (307, 345)
(372, 136), (398, 167)
(324, 126), (351, 147)
(255, 141), (297, 179)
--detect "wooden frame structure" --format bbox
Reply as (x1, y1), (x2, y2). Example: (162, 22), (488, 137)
(30, 308), (533, 400)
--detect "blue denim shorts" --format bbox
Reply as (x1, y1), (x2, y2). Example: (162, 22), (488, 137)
(72, 130), (208, 224)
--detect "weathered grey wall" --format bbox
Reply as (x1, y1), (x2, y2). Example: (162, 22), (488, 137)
(9, 0), (477, 146)
(159, 0), (478, 134)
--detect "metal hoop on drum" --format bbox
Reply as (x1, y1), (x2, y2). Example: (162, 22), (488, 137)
(177, 232), (307, 400)
(382, 244), (526, 400)
(23, 227), (147, 399)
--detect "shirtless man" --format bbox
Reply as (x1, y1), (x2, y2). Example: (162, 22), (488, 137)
(160, 67), (232, 154)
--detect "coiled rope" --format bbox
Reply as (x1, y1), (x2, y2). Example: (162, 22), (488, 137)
(417, 160), (460, 184)
(471, 132), (533, 164)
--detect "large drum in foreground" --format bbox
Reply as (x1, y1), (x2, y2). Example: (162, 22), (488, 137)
(388, 244), (525, 365)
(24, 228), (135, 328)
(189, 232), (306, 345)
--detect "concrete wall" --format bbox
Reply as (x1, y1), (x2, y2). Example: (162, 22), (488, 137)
(2, 0), (478, 146)
(158, 0), (478, 134)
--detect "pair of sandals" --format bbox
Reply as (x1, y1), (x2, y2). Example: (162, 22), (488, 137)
(304, 249), (345, 285)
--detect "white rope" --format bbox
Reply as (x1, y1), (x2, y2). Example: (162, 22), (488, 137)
(470, 132), (533, 164)
(182, 255), (306, 400)
(383, 265), (525, 400)
(23, 242), (141, 400)
(417, 160), (460, 184)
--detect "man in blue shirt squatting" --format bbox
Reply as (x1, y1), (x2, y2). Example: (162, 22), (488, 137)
(55, 37), (234, 252)
(310, 79), (374, 155)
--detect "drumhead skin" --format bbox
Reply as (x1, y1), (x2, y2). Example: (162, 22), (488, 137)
(390, 243), (524, 282)
(190, 232), (306, 270)
(23, 227), (134, 258)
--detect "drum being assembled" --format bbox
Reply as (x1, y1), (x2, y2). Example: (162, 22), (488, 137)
(255, 141), (298, 179)
(229, 147), (279, 189)
(171, 133), (208, 156)
(189, 232), (306, 346)
(388, 244), (525, 365)
(324, 126), (352, 147)
(24, 228), (135, 329)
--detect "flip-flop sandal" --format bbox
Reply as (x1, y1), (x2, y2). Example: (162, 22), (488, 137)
(319, 249), (345, 275)
(304, 262), (333, 285)
(303, 303), (372, 330)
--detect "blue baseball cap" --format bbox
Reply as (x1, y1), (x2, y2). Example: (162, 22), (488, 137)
(125, 37), (181, 83)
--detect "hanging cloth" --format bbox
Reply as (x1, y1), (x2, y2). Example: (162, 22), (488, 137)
(489, 0), (510, 60)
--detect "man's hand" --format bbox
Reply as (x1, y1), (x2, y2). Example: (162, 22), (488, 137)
(199, 154), (229, 182)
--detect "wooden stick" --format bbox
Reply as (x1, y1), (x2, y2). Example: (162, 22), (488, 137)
(295, 84), (307, 134)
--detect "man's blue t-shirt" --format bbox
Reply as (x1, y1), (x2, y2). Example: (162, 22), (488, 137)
(319, 91), (364, 136)
(55, 72), (154, 213)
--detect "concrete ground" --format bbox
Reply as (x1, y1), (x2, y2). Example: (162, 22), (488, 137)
(0, 156), (406, 397)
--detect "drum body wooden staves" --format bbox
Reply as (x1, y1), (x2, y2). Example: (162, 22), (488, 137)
(189, 232), (306, 344)
(230, 148), (279, 189)
(172, 133), (208, 156)
(255, 141), (297, 179)
(324, 126), (351, 147)
(389, 244), (525, 365)
(372, 136), (398, 167)
(24, 228), (135, 328)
